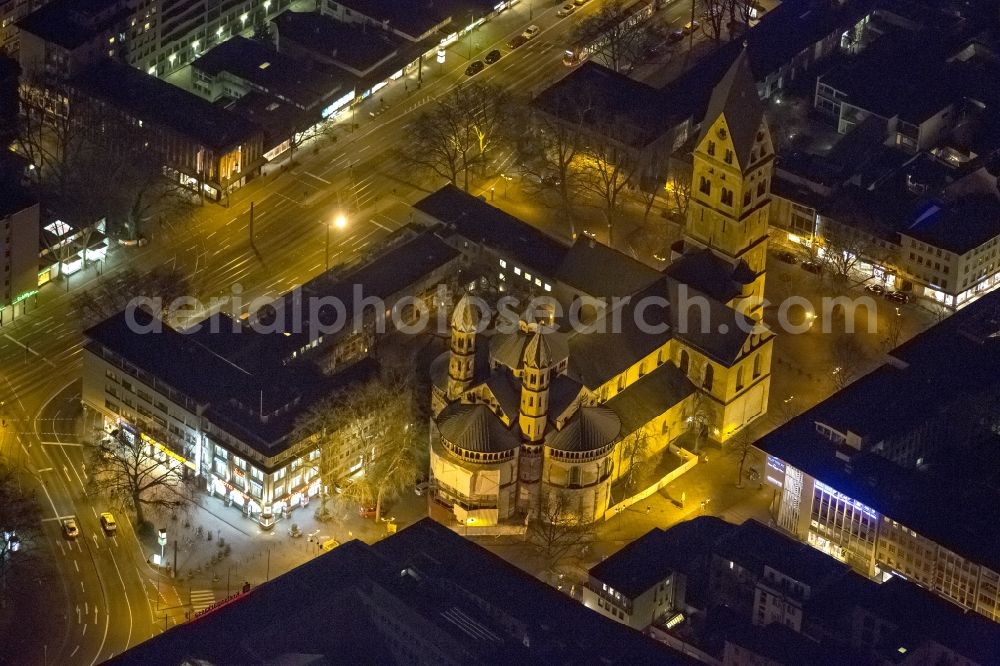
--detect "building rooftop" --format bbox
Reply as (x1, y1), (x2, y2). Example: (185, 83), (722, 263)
(273, 10), (402, 77)
(414, 184), (570, 276)
(109, 519), (688, 665)
(192, 36), (347, 110)
(903, 193), (1000, 254)
(71, 60), (262, 152)
(555, 237), (662, 299)
(714, 519), (848, 588)
(589, 517), (734, 600)
(757, 289), (1000, 572)
(17, 0), (126, 50)
(272, 225), (460, 348)
(84, 308), (371, 457)
(0, 181), (36, 218)
(818, 30), (962, 124)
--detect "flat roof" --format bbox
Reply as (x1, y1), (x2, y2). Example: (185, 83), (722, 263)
(589, 517), (733, 599)
(71, 60), (262, 152)
(903, 194), (1000, 255)
(108, 519), (688, 665)
(714, 519), (848, 586)
(757, 289), (1000, 571)
(273, 10), (402, 76)
(84, 308), (366, 456)
(17, 0), (125, 50)
(192, 36), (347, 110)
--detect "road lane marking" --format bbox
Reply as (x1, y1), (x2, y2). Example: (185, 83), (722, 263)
(71, 646), (79, 657)
(74, 560), (79, 572)
(37, 467), (53, 472)
(80, 580), (85, 592)
(190, 589), (216, 613)
(304, 171), (331, 185)
(40, 441), (83, 447)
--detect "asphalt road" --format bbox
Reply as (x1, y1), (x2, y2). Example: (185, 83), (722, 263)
(0, 2), (710, 662)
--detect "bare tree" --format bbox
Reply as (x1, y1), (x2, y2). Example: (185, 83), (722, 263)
(731, 427), (755, 488)
(830, 333), (868, 391)
(292, 371), (423, 522)
(571, 1), (665, 74)
(85, 429), (192, 528)
(701, 0), (728, 42)
(618, 429), (652, 494)
(882, 307), (905, 351)
(0, 460), (41, 608)
(71, 266), (191, 327)
(399, 82), (511, 192)
(517, 93), (589, 237)
(528, 490), (595, 571)
(576, 127), (642, 247)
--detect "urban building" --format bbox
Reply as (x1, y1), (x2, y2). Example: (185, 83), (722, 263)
(754, 288), (1000, 623)
(606, 518), (1000, 664)
(0, 183), (38, 322)
(421, 52), (774, 527)
(0, 0), (49, 52)
(585, 516), (733, 630)
(272, 10), (435, 112)
(68, 58), (265, 201)
(81, 226), (461, 525)
(17, 0), (294, 78)
(107, 519), (687, 665)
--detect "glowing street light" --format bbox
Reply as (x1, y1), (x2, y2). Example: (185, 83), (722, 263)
(326, 214), (347, 270)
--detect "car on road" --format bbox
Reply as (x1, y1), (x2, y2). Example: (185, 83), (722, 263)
(484, 49), (502, 64)
(801, 260), (823, 274)
(774, 250), (798, 264)
(414, 480), (430, 496)
(522, 25), (541, 39)
(320, 538), (340, 552)
(683, 20), (701, 34)
(886, 290), (910, 304)
(62, 518), (80, 539)
(465, 60), (484, 76)
(574, 0), (591, 5)
(508, 34), (528, 49)
(864, 283), (886, 296)
(582, 229), (597, 240)
(557, 3), (576, 16)
(668, 28), (685, 43)
(99, 512), (118, 533)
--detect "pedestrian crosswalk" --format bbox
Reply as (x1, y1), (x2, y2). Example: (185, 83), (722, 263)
(190, 589), (215, 614)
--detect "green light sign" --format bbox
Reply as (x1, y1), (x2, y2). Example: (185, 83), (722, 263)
(12, 290), (38, 305)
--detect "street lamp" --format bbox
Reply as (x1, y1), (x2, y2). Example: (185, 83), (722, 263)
(325, 214), (347, 271)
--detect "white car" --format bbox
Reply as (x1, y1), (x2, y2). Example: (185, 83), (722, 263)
(574, 0), (591, 5)
(557, 3), (576, 16)
(62, 518), (80, 539)
(522, 25), (540, 39)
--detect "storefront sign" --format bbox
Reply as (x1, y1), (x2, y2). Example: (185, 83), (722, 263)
(12, 289), (38, 305)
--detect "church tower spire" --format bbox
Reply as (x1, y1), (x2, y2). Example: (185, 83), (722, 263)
(518, 331), (552, 443)
(684, 47), (773, 317)
(446, 293), (480, 399)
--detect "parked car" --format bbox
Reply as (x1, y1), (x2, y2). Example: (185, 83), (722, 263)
(557, 3), (576, 16)
(683, 20), (701, 34)
(864, 283), (886, 296)
(320, 538), (340, 552)
(465, 60), (484, 76)
(99, 512), (118, 533)
(484, 49), (502, 64)
(801, 260), (823, 274)
(62, 518), (80, 539)
(522, 25), (541, 39)
(508, 34), (528, 49)
(774, 250), (798, 264)
(414, 481), (430, 496)
(668, 28), (685, 42)
(886, 290), (910, 304)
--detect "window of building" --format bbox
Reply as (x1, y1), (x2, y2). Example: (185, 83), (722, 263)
(724, 149), (734, 165)
(721, 188), (733, 206)
(679, 350), (689, 374)
(736, 367), (744, 391)
(753, 353), (761, 378)
(699, 176), (711, 195)
(703, 364), (714, 391)
(707, 140), (716, 156)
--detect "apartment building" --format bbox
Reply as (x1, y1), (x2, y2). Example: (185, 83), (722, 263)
(0, 184), (39, 322)
(754, 289), (1000, 623)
